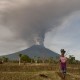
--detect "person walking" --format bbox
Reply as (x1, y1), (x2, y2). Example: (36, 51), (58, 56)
(59, 49), (67, 79)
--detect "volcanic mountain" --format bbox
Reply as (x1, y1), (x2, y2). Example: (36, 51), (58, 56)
(2, 45), (59, 60)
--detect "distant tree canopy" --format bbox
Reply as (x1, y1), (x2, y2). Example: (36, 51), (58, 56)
(21, 54), (31, 63)
(69, 55), (75, 64)
(2, 57), (9, 62)
(0, 57), (8, 64)
(19, 54), (22, 58)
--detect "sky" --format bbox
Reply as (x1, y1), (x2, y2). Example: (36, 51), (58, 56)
(44, 12), (80, 60)
(0, 0), (80, 60)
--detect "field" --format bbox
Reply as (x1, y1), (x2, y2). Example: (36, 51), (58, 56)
(0, 63), (80, 80)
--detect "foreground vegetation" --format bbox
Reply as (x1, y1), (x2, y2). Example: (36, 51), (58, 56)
(0, 71), (60, 80)
(0, 54), (80, 80)
(0, 63), (80, 80)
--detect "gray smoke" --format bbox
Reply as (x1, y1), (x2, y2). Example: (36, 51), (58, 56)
(0, 0), (80, 47)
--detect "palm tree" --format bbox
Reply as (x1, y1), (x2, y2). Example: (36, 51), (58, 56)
(19, 54), (22, 65)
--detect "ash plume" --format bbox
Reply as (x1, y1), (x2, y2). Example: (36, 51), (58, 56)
(0, 0), (80, 47)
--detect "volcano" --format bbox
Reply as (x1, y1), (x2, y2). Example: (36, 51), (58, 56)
(2, 45), (59, 60)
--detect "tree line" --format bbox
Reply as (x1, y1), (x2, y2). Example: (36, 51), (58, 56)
(0, 54), (79, 65)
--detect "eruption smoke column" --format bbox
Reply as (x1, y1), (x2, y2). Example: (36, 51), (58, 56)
(34, 36), (44, 46)
(1, 0), (80, 47)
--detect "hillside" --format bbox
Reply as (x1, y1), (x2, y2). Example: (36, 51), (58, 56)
(2, 45), (59, 60)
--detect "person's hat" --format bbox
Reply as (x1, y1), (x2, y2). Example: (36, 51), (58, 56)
(60, 49), (66, 53)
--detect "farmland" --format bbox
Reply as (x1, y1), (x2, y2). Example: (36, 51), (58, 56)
(0, 63), (80, 80)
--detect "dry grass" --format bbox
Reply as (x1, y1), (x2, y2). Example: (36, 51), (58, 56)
(0, 71), (60, 80)
(0, 63), (80, 80)
(57, 72), (80, 80)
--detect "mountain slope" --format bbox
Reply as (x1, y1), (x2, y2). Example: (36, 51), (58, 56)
(2, 45), (59, 60)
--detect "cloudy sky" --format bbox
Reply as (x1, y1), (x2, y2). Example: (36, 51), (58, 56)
(0, 0), (80, 60)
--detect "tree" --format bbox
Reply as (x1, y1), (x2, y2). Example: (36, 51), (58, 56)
(37, 57), (40, 63)
(2, 57), (9, 62)
(0, 57), (3, 64)
(21, 55), (31, 65)
(34, 56), (37, 63)
(49, 57), (54, 63)
(69, 55), (75, 64)
(19, 54), (22, 65)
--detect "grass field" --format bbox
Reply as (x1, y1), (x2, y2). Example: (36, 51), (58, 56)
(0, 63), (80, 80)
